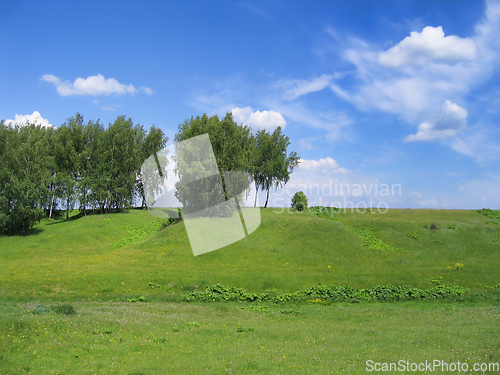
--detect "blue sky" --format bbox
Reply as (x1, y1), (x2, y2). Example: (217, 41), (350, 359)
(1, 0), (499, 209)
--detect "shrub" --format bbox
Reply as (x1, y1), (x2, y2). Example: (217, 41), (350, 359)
(52, 304), (77, 316)
(477, 208), (500, 221)
(429, 222), (439, 230)
(291, 191), (308, 212)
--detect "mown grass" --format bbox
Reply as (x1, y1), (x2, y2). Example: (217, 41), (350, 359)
(0, 301), (498, 374)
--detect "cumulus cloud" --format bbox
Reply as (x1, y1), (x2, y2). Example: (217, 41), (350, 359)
(378, 26), (477, 67)
(298, 157), (341, 171)
(40, 74), (139, 96)
(231, 106), (286, 130)
(4, 111), (53, 128)
(327, 1), (500, 158)
(405, 100), (468, 142)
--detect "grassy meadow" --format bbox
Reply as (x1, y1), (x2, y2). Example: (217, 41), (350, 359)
(0, 207), (499, 373)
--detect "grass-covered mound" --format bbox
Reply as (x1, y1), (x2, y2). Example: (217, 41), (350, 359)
(0, 207), (499, 301)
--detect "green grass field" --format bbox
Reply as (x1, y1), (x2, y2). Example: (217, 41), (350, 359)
(0, 208), (499, 373)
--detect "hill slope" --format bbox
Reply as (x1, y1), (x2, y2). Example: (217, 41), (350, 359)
(0, 208), (499, 300)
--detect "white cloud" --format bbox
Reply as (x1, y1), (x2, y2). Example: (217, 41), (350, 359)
(102, 104), (122, 111)
(264, 101), (352, 143)
(275, 74), (340, 100)
(4, 111), (53, 128)
(328, 1), (500, 159)
(297, 137), (318, 150)
(378, 26), (477, 67)
(40, 74), (138, 96)
(231, 106), (286, 130)
(405, 100), (468, 142)
(449, 127), (500, 161)
(140, 86), (155, 95)
(298, 157), (339, 171)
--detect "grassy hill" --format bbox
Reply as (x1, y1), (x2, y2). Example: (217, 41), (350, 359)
(1, 208), (499, 374)
(1, 207), (499, 301)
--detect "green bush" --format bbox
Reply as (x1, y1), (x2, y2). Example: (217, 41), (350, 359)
(51, 304), (77, 316)
(291, 191), (308, 212)
(309, 206), (340, 220)
(182, 283), (469, 303)
(477, 208), (500, 221)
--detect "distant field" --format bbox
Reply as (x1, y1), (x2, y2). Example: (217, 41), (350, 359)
(0, 208), (499, 300)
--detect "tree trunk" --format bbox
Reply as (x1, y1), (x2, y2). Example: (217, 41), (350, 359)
(254, 188), (258, 208)
(48, 192), (55, 222)
(66, 195), (70, 221)
(82, 190), (87, 216)
(264, 189), (270, 208)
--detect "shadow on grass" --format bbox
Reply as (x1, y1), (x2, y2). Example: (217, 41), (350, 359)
(45, 208), (140, 226)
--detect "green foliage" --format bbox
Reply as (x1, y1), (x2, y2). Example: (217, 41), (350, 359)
(346, 225), (399, 252)
(183, 283), (469, 303)
(32, 304), (50, 315)
(280, 308), (302, 315)
(241, 305), (272, 313)
(236, 327), (255, 332)
(291, 191), (308, 211)
(253, 126), (300, 207)
(174, 113), (254, 210)
(408, 230), (420, 240)
(308, 206), (340, 220)
(51, 304), (77, 316)
(477, 208), (500, 221)
(0, 123), (52, 233)
(455, 263), (464, 271)
(0, 114), (168, 234)
(125, 296), (146, 302)
(111, 221), (165, 249)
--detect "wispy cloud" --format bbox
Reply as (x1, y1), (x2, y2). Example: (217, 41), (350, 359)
(140, 86), (155, 95)
(101, 104), (122, 111)
(274, 73), (345, 100)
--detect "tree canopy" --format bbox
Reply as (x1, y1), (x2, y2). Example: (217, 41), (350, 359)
(174, 113), (300, 209)
(0, 114), (168, 234)
(253, 127), (300, 208)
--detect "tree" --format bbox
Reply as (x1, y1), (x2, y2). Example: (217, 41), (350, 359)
(253, 127), (300, 208)
(54, 114), (84, 221)
(136, 124), (169, 208)
(291, 191), (308, 212)
(0, 122), (52, 233)
(174, 113), (254, 212)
